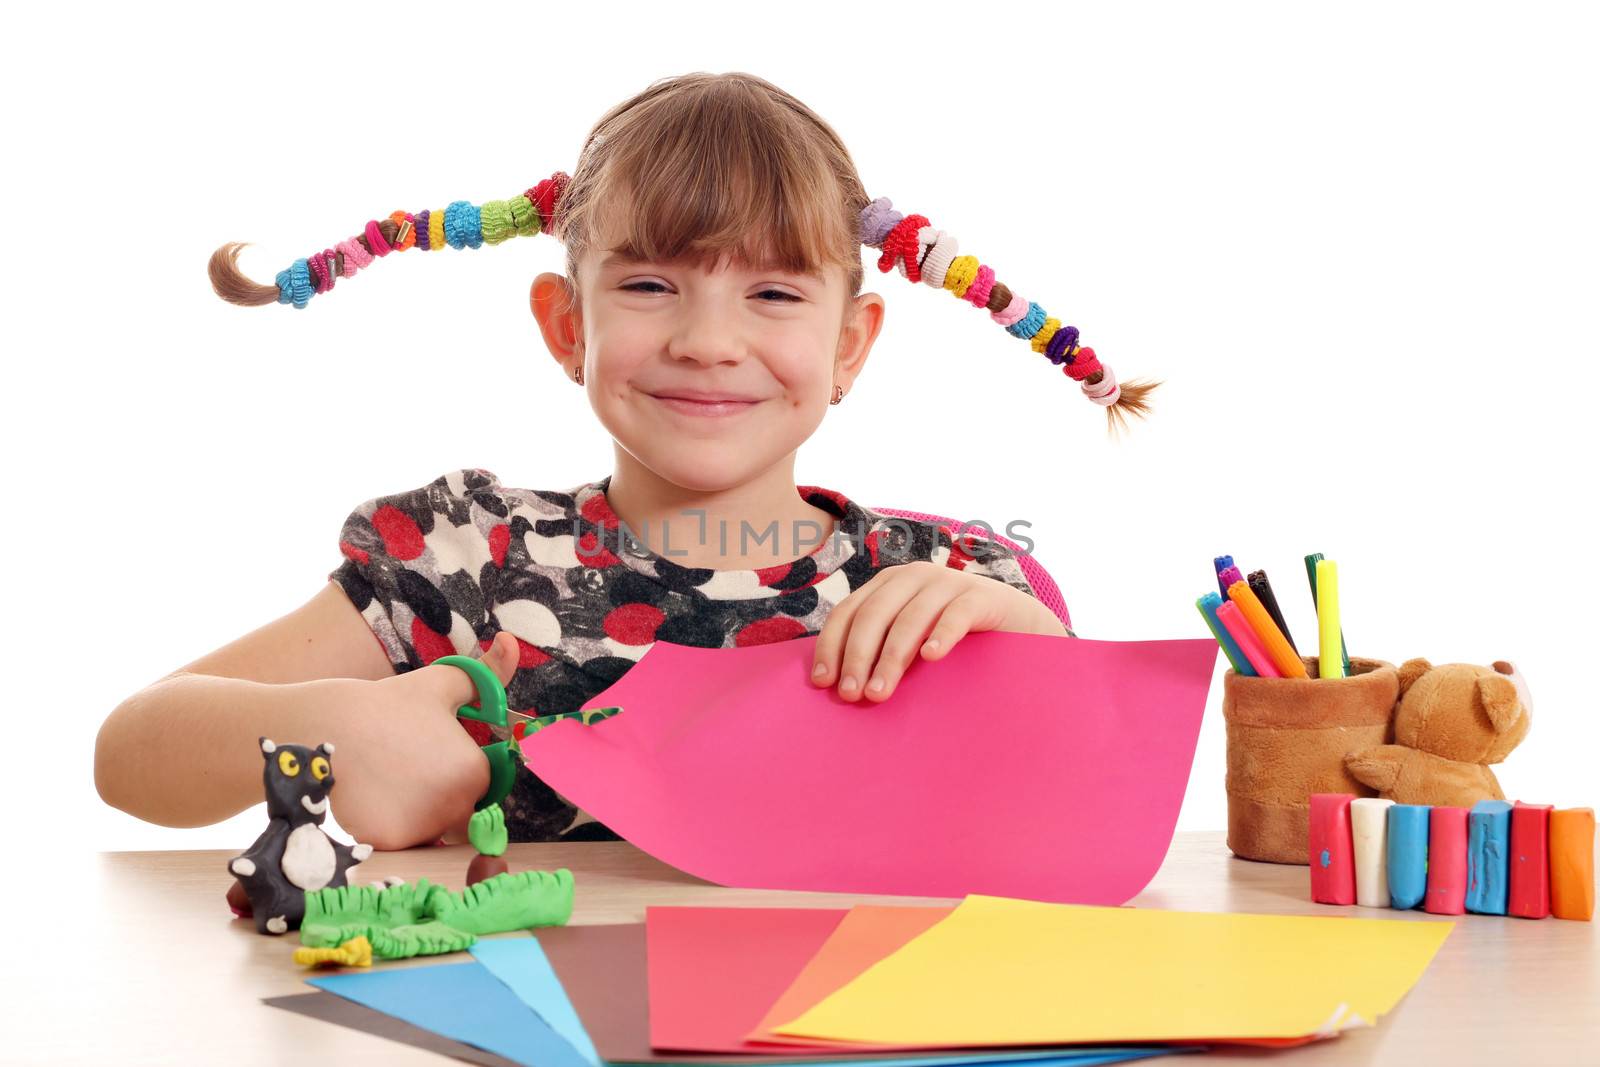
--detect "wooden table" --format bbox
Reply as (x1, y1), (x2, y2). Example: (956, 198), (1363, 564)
(12, 833), (1594, 1065)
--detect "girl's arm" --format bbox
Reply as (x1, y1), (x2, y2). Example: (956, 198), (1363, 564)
(94, 582), (505, 849)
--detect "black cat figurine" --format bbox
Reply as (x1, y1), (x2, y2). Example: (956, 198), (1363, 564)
(226, 738), (372, 935)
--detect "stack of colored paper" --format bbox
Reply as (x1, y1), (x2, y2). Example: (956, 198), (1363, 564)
(273, 897), (1452, 1064)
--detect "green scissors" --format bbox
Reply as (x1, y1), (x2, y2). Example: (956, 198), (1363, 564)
(433, 654), (621, 811)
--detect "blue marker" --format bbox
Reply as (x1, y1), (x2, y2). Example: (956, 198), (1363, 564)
(1466, 799), (1513, 915)
(1196, 593), (1253, 676)
(1213, 556), (1235, 601)
(1387, 804), (1430, 909)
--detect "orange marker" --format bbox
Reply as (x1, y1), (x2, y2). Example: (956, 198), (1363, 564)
(1227, 580), (1308, 678)
(1550, 807), (1595, 921)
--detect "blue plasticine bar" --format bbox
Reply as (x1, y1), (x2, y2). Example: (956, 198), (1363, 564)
(1387, 804), (1430, 910)
(1467, 799), (1513, 915)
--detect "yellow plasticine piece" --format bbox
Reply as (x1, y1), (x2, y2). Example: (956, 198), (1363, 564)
(944, 255), (980, 296)
(1030, 318), (1061, 354)
(428, 210), (446, 251)
(294, 935), (373, 969)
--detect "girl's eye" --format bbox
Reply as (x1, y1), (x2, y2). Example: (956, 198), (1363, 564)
(620, 282), (800, 303)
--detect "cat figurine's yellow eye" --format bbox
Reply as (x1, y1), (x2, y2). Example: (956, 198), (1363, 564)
(311, 756), (330, 781)
(278, 750), (301, 777)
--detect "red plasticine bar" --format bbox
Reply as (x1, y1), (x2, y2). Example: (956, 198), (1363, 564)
(1426, 806), (1469, 915)
(1508, 802), (1552, 919)
(1308, 793), (1356, 905)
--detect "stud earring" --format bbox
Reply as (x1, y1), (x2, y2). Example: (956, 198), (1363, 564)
(830, 384), (843, 405)
(573, 365), (584, 385)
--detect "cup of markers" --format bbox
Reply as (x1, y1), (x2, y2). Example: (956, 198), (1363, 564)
(1204, 554), (1402, 864)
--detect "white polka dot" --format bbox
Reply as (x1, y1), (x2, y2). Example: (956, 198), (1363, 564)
(496, 598), (563, 648)
(813, 570), (852, 606)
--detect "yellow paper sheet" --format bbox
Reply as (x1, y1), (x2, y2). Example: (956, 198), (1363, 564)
(772, 895), (1452, 1045)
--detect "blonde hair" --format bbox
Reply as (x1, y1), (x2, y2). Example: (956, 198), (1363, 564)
(554, 72), (869, 304)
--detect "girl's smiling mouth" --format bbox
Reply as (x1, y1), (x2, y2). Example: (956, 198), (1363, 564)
(647, 390), (764, 417)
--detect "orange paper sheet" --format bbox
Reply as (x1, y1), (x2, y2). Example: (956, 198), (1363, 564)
(750, 906), (954, 1047)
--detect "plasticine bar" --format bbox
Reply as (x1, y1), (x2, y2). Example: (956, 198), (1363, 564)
(1549, 807), (1595, 921)
(1387, 804), (1430, 910)
(1508, 802), (1552, 919)
(1466, 800), (1512, 915)
(1307, 793), (1356, 905)
(1351, 797), (1394, 908)
(1425, 806), (1469, 915)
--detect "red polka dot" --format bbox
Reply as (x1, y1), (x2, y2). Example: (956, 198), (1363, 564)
(488, 524), (511, 567)
(339, 541), (370, 565)
(735, 616), (808, 647)
(576, 530), (621, 569)
(411, 617), (455, 664)
(581, 493), (621, 529)
(373, 505), (426, 561)
(603, 603), (665, 645)
(515, 638), (551, 669)
(755, 561), (791, 587)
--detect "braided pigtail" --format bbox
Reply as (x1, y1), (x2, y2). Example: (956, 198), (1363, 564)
(860, 197), (1158, 433)
(207, 173), (571, 310)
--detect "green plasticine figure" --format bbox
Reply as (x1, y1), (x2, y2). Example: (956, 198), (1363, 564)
(300, 868), (574, 960)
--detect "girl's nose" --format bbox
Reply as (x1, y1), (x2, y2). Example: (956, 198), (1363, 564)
(666, 302), (745, 366)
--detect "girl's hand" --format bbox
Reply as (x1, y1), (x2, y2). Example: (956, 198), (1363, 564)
(328, 632), (520, 849)
(810, 561), (1068, 703)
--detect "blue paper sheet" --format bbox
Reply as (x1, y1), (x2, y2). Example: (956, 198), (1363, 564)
(471, 938), (602, 1065)
(309, 960), (591, 1067)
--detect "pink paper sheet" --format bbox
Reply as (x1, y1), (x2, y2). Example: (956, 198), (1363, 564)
(521, 631), (1217, 904)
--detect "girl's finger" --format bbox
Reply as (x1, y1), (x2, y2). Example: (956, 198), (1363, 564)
(810, 566), (901, 687)
(836, 573), (927, 703)
(918, 589), (993, 661)
(860, 585), (956, 702)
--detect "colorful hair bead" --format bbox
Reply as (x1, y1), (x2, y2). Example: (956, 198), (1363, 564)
(964, 264), (996, 308)
(428, 210), (446, 252)
(1006, 301), (1047, 340)
(508, 195), (540, 237)
(443, 201), (484, 250)
(389, 211), (417, 251)
(943, 255), (979, 297)
(859, 197), (902, 246)
(275, 259), (313, 309)
(480, 200), (515, 245)
(307, 251), (332, 294)
(414, 209), (432, 251)
(1045, 325), (1079, 365)
(1030, 318), (1061, 355)
(879, 215), (930, 282)
(364, 220), (393, 257)
(993, 292), (1029, 327)
(918, 229), (960, 289)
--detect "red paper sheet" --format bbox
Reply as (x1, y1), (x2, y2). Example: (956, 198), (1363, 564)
(646, 906), (849, 1054)
(523, 632), (1216, 903)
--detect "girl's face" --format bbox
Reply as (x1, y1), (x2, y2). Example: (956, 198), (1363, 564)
(532, 247), (883, 492)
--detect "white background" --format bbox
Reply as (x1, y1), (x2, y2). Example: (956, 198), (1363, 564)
(2, 2), (1594, 854)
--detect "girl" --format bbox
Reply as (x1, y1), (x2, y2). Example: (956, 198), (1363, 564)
(94, 72), (1154, 850)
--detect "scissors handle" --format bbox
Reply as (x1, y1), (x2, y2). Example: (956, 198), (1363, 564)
(433, 654), (522, 811)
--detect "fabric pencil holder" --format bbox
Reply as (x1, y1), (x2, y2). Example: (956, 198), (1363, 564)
(1222, 656), (1399, 864)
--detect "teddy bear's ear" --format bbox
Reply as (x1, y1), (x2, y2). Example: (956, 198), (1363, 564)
(1477, 675), (1524, 734)
(1397, 658), (1433, 697)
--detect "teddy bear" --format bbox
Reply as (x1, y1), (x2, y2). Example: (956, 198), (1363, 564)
(1345, 658), (1531, 807)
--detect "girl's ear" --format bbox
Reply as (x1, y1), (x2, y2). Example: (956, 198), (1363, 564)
(530, 272), (582, 367)
(834, 291), (885, 391)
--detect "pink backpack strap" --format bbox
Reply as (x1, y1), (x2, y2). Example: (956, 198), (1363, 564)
(873, 507), (1072, 633)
